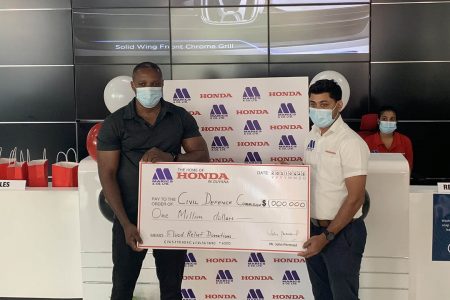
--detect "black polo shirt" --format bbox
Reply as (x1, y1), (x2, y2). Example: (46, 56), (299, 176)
(97, 98), (201, 219)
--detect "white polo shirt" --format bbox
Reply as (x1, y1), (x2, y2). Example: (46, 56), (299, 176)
(304, 115), (369, 220)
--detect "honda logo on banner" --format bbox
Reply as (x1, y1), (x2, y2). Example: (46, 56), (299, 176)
(278, 103), (296, 118)
(248, 252), (265, 267)
(206, 257), (238, 263)
(243, 86), (261, 102)
(244, 120), (262, 135)
(152, 168), (173, 185)
(247, 289), (264, 300)
(173, 88), (191, 103)
(189, 111), (202, 116)
(210, 104), (228, 119)
(216, 270), (233, 284)
(272, 295), (305, 299)
(211, 136), (230, 151)
(181, 288), (196, 300)
(185, 252), (197, 267)
(273, 257), (306, 263)
(210, 157), (235, 163)
(282, 270), (301, 285)
(279, 135), (297, 150)
(245, 152), (262, 164)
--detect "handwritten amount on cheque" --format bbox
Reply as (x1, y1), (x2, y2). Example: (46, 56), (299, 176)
(146, 192), (306, 243)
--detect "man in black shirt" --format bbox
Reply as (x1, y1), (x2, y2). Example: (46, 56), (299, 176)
(97, 62), (209, 300)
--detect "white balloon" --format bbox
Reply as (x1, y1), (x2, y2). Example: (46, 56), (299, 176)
(104, 76), (135, 113)
(310, 71), (350, 110)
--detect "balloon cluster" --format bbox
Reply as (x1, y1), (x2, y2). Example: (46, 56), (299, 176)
(86, 123), (102, 161)
(87, 75), (135, 161)
(104, 75), (135, 113)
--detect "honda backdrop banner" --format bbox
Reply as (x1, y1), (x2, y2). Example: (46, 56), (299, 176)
(163, 77), (313, 299)
(164, 77), (308, 165)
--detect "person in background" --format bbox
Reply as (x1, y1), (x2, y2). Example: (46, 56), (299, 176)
(364, 106), (413, 172)
(96, 62), (209, 300)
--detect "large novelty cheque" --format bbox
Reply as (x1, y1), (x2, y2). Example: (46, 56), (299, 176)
(138, 163), (310, 253)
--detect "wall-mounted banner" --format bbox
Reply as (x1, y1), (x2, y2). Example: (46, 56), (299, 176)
(433, 194), (450, 261)
(138, 162), (310, 253)
(164, 77), (309, 164)
(161, 77), (313, 299)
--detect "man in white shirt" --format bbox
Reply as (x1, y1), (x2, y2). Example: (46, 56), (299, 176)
(299, 79), (370, 300)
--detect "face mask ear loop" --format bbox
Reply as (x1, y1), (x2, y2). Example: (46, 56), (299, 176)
(331, 102), (340, 121)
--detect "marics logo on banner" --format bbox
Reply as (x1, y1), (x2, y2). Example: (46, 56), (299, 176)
(244, 120), (262, 135)
(173, 88), (191, 103)
(210, 104), (228, 119)
(279, 135), (297, 150)
(182, 288), (196, 300)
(278, 103), (296, 118)
(201, 126), (234, 132)
(236, 109), (269, 115)
(245, 152), (262, 164)
(247, 289), (264, 300)
(248, 252), (265, 267)
(200, 93), (232, 99)
(270, 124), (303, 130)
(216, 270), (233, 284)
(268, 91), (302, 97)
(282, 270), (301, 285)
(243, 87), (261, 102)
(211, 136), (230, 151)
(185, 252), (197, 267)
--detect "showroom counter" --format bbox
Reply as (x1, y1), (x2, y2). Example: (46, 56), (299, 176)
(0, 184), (449, 299)
(409, 185), (449, 300)
(0, 187), (82, 299)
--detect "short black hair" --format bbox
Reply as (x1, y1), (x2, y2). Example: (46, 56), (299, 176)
(378, 106), (398, 119)
(308, 79), (342, 101)
(132, 62), (162, 78)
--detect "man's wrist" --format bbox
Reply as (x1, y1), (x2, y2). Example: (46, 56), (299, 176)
(323, 229), (335, 242)
(171, 152), (179, 162)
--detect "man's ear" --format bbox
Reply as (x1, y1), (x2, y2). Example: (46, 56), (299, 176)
(130, 80), (136, 93)
(337, 100), (343, 112)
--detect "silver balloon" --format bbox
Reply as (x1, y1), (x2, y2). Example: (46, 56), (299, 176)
(103, 75), (135, 113)
(310, 71), (350, 110)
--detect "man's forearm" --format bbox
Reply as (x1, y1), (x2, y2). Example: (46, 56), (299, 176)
(327, 175), (366, 234)
(99, 174), (131, 227)
(327, 196), (364, 235)
(177, 150), (209, 163)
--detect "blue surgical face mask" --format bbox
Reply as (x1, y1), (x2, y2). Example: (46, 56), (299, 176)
(309, 104), (338, 128)
(136, 87), (162, 108)
(379, 121), (397, 134)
